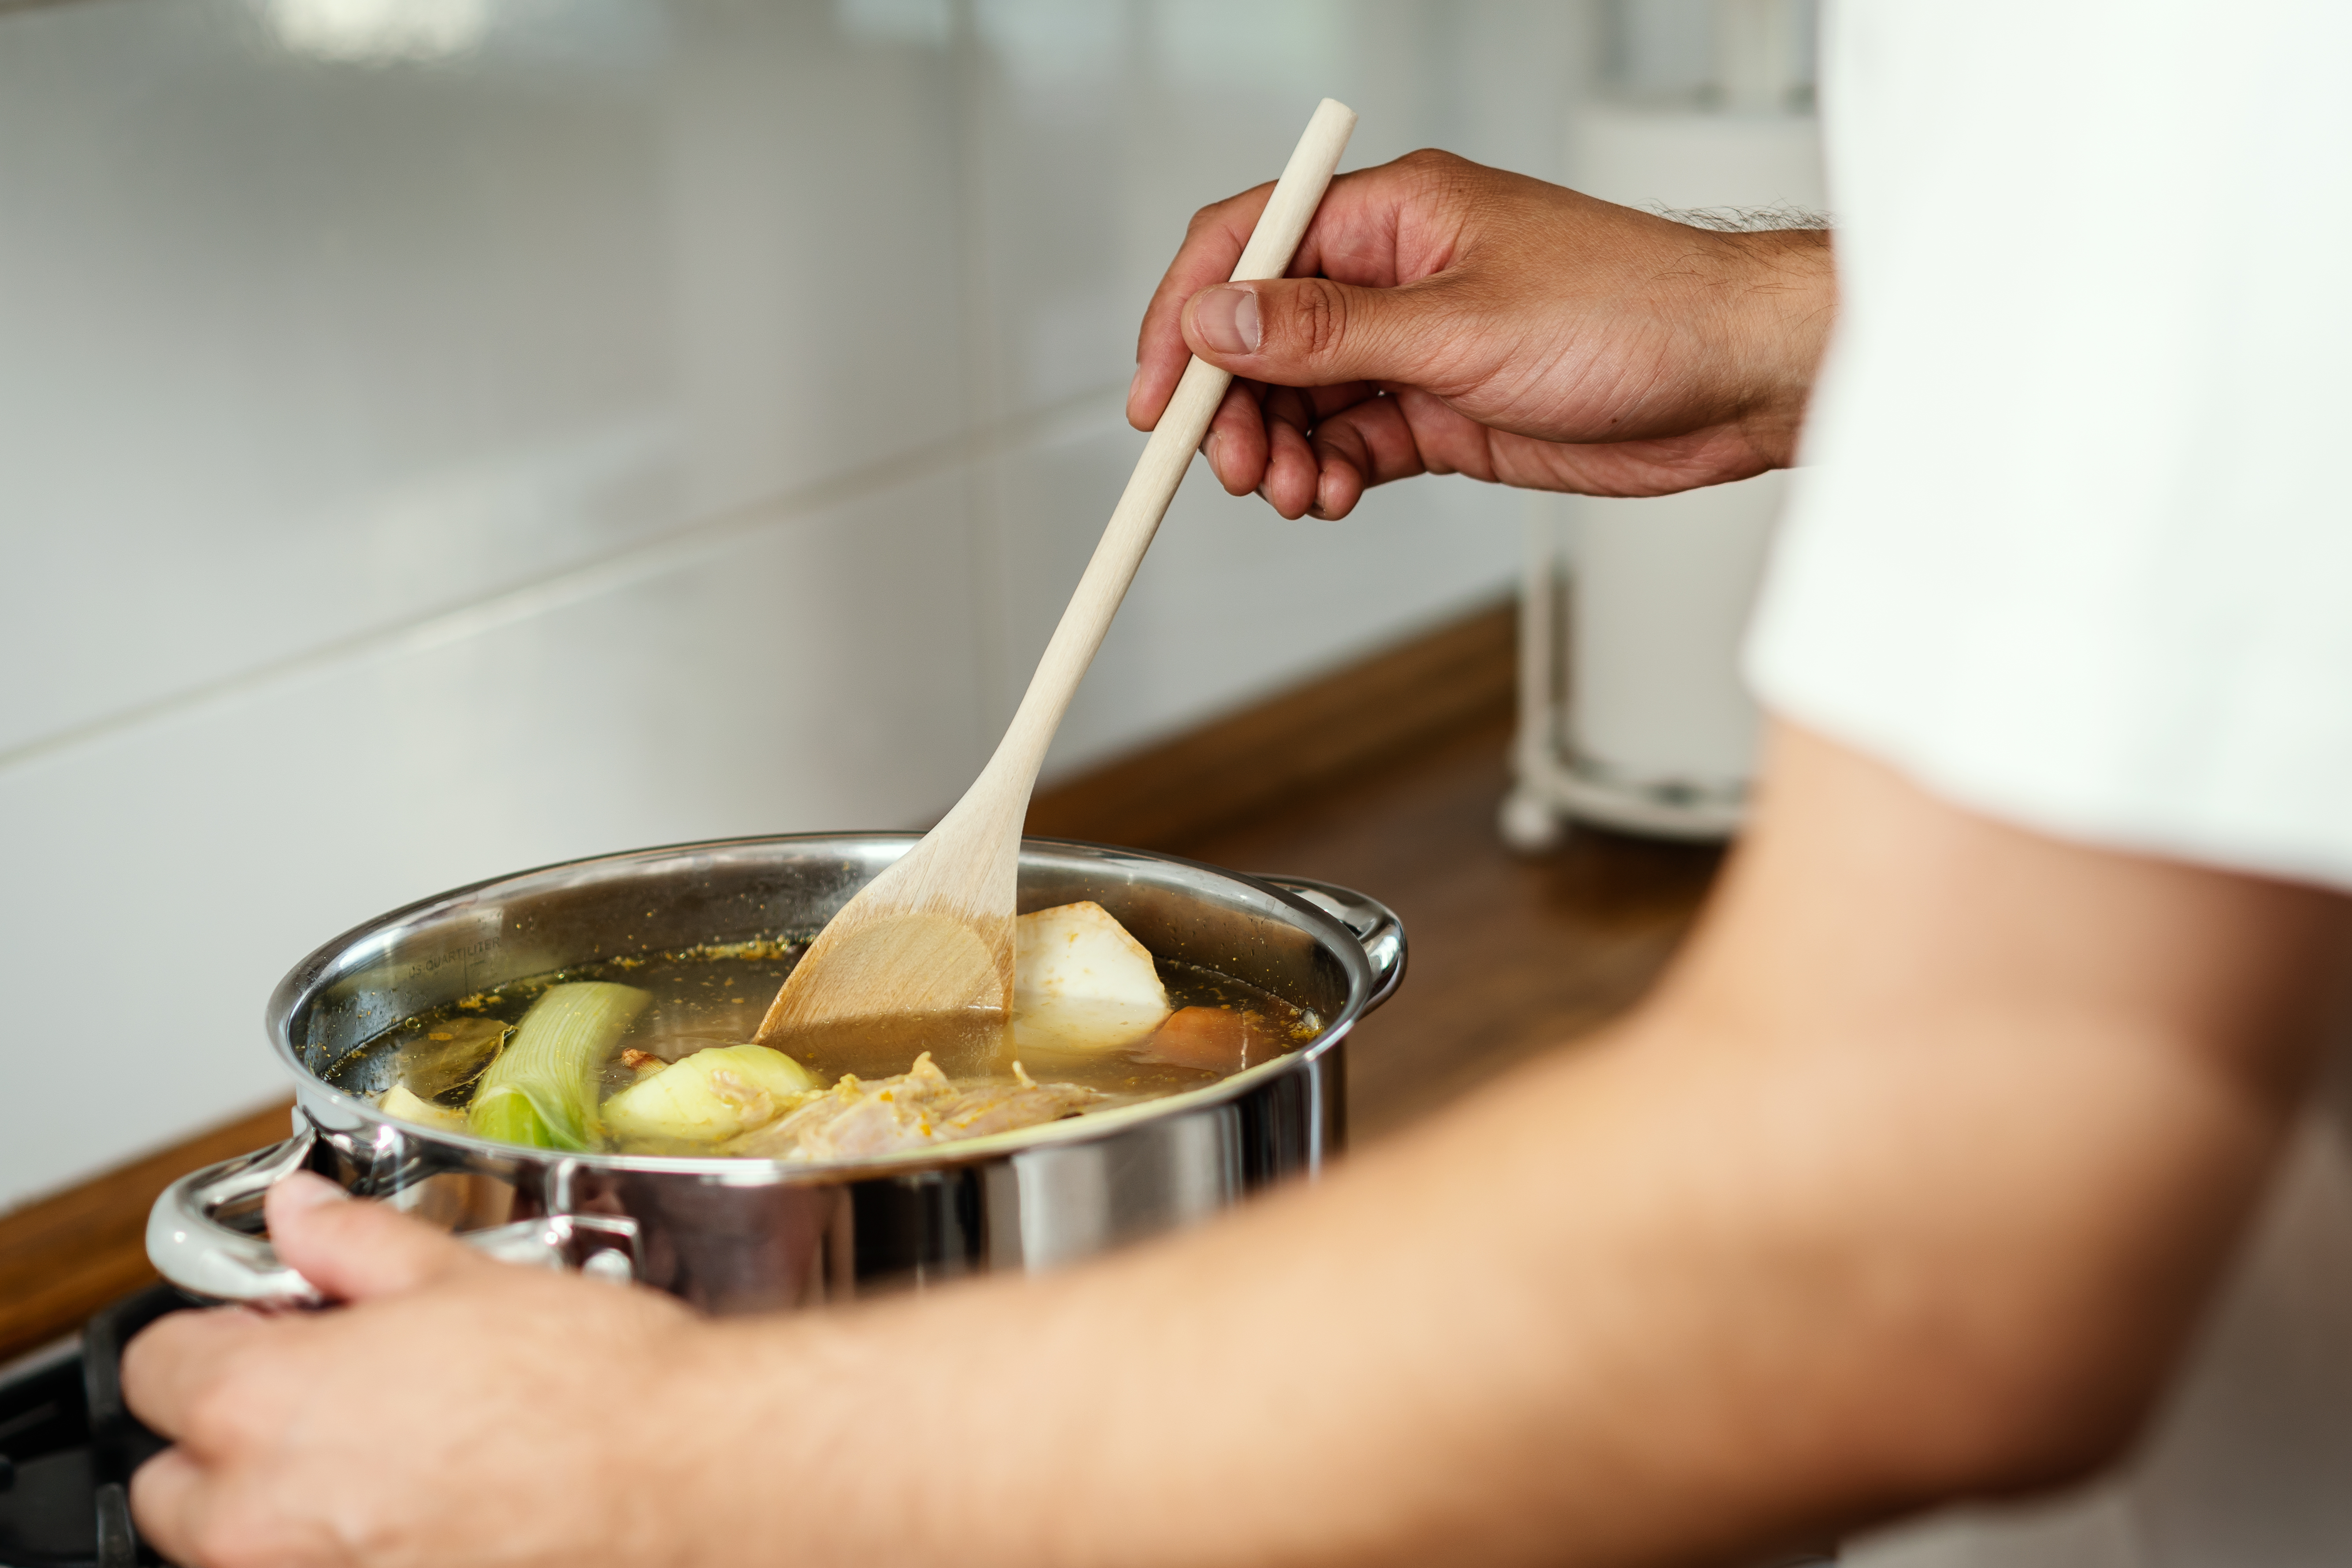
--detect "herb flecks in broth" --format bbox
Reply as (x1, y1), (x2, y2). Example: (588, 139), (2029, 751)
(340, 902), (1318, 1163)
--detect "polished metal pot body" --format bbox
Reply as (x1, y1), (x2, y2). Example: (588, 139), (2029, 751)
(150, 834), (1404, 1312)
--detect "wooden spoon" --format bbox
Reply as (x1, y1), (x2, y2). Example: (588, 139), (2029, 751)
(754, 98), (1358, 1060)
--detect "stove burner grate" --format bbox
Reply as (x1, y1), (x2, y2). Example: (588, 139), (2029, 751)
(0, 1285), (189, 1568)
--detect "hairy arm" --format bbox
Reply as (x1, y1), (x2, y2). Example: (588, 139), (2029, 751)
(126, 726), (2347, 1568)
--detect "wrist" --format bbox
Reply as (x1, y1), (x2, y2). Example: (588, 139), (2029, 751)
(1711, 227), (1837, 469)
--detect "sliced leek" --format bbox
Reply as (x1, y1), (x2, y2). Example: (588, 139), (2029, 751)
(467, 982), (650, 1150)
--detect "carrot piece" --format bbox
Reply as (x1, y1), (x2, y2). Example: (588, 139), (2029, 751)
(1137, 1007), (1282, 1073)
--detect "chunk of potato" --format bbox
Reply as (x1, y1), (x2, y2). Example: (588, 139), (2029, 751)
(1012, 901), (1171, 1058)
(601, 1043), (819, 1143)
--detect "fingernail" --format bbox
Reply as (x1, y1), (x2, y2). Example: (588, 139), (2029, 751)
(1204, 430), (1223, 475)
(1193, 287), (1261, 356)
(1127, 362), (1143, 407)
(274, 1171), (349, 1212)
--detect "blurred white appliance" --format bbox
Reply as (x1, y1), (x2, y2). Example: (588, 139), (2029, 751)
(1502, 0), (1824, 849)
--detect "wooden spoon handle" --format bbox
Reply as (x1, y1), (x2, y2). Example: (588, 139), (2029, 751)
(751, 101), (1360, 1039)
(981, 97), (1359, 790)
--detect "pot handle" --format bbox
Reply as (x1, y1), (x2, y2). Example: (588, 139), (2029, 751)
(147, 1127), (641, 1308)
(1256, 875), (1408, 1011)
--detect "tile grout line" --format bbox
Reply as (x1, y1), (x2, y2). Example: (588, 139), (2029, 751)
(1, 386), (1132, 778)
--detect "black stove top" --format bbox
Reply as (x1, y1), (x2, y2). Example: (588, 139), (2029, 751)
(0, 1285), (189, 1568)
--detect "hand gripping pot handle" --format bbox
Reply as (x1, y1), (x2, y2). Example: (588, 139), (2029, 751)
(146, 1126), (641, 1308)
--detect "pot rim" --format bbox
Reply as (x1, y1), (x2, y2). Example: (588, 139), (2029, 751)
(267, 831), (1397, 1182)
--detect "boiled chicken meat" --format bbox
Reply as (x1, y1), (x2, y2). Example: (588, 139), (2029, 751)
(723, 1053), (1101, 1162)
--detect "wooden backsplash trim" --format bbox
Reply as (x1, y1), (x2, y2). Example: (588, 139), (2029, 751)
(0, 1101), (296, 1364)
(1026, 598), (1515, 853)
(0, 597), (1516, 1362)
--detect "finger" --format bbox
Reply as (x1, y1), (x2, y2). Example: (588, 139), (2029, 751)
(134, 1447), (343, 1568)
(1201, 381), (1269, 495)
(121, 1307), (276, 1442)
(265, 1171), (481, 1303)
(1261, 413), (1322, 521)
(1299, 380), (1387, 422)
(1311, 393), (1429, 487)
(1303, 393), (1437, 519)
(1311, 444), (1368, 521)
(1131, 182), (1273, 431)
(1181, 275), (1466, 397)
(1249, 381), (1387, 519)
(129, 1447), (211, 1568)
(1134, 151), (1487, 432)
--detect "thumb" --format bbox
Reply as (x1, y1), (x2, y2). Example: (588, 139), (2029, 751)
(266, 1171), (481, 1303)
(1180, 277), (1450, 389)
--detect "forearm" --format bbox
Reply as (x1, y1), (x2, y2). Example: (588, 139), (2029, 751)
(708, 1027), (2250, 1567)
(698, 728), (2339, 1568)
(712, 1044), (1788, 1568)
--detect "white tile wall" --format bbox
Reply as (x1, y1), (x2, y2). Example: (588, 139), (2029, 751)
(0, 0), (1585, 1208)
(0, 469), (987, 1191)
(987, 401), (1531, 775)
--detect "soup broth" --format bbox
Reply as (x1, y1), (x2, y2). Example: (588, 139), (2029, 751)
(332, 935), (1318, 1162)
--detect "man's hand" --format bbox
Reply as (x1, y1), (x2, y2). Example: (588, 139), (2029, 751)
(1128, 150), (1835, 519)
(124, 1175), (727, 1568)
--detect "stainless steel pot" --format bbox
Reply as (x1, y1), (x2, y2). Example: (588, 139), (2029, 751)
(148, 834), (1405, 1314)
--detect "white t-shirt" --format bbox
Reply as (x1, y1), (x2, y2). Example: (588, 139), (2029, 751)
(1744, 1), (2352, 1563)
